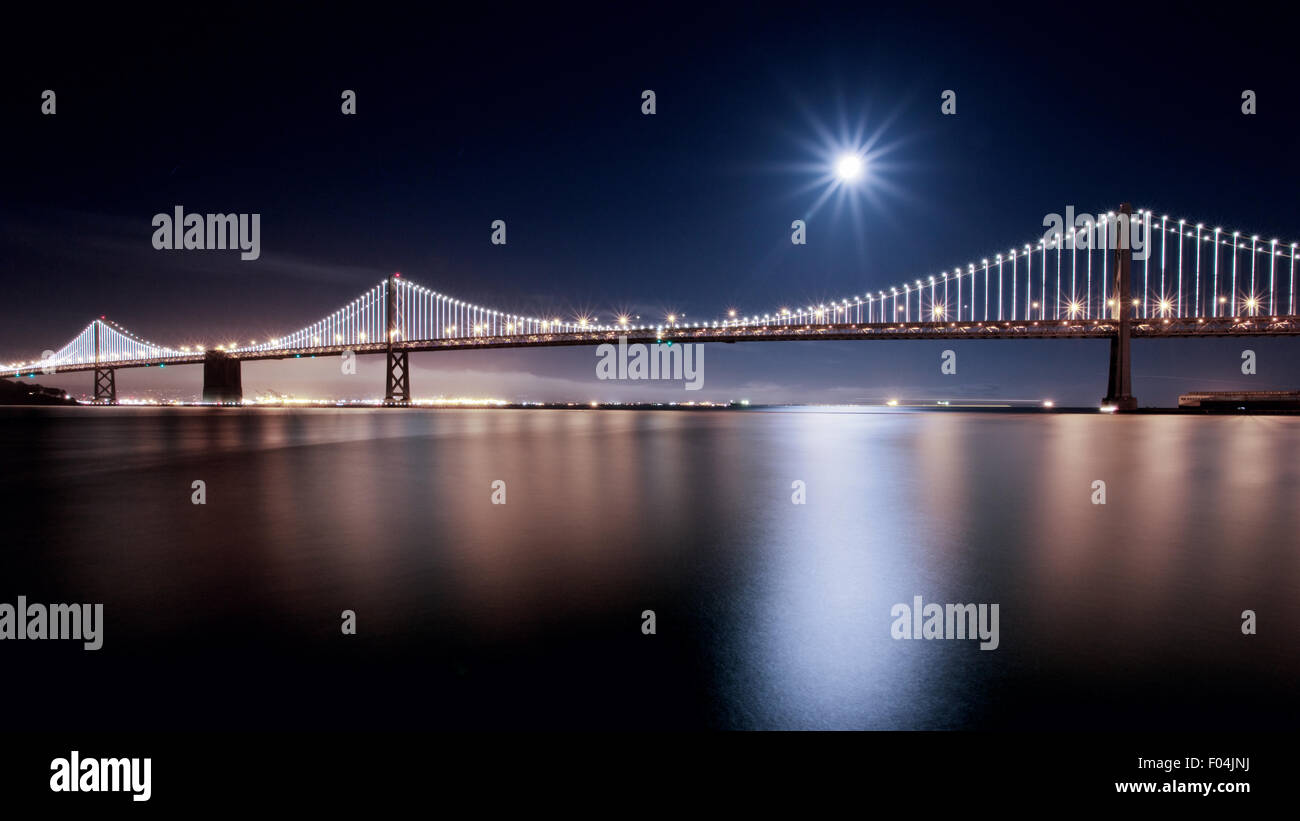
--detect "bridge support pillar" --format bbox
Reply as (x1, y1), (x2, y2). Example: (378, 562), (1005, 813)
(91, 320), (117, 404)
(384, 350), (410, 404)
(202, 351), (243, 404)
(383, 273), (410, 405)
(93, 367), (116, 404)
(1103, 203), (1139, 411)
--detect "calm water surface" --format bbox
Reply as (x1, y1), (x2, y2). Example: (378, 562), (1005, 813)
(1, 407), (1296, 730)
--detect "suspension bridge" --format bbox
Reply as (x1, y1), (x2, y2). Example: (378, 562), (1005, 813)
(6, 204), (1300, 409)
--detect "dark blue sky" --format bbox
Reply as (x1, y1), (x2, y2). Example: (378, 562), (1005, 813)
(3, 5), (1299, 404)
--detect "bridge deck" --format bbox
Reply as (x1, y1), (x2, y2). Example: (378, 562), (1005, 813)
(18, 315), (1300, 375)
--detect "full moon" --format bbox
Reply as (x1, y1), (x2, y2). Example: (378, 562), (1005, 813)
(834, 154), (864, 181)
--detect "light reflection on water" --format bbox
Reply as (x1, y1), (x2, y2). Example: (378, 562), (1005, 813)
(0, 407), (1296, 730)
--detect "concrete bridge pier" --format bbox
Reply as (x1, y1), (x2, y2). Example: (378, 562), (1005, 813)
(202, 351), (243, 404)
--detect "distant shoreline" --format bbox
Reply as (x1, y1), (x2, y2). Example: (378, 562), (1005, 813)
(0, 376), (77, 406)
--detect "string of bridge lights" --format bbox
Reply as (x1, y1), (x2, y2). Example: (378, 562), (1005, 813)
(722, 209), (1300, 329)
(4, 318), (184, 374)
(6, 209), (1300, 376)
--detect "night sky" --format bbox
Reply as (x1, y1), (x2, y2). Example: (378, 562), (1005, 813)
(4, 6), (1299, 405)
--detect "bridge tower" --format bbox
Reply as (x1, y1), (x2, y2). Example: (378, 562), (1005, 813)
(384, 274), (411, 405)
(1103, 203), (1139, 411)
(92, 320), (117, 404)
